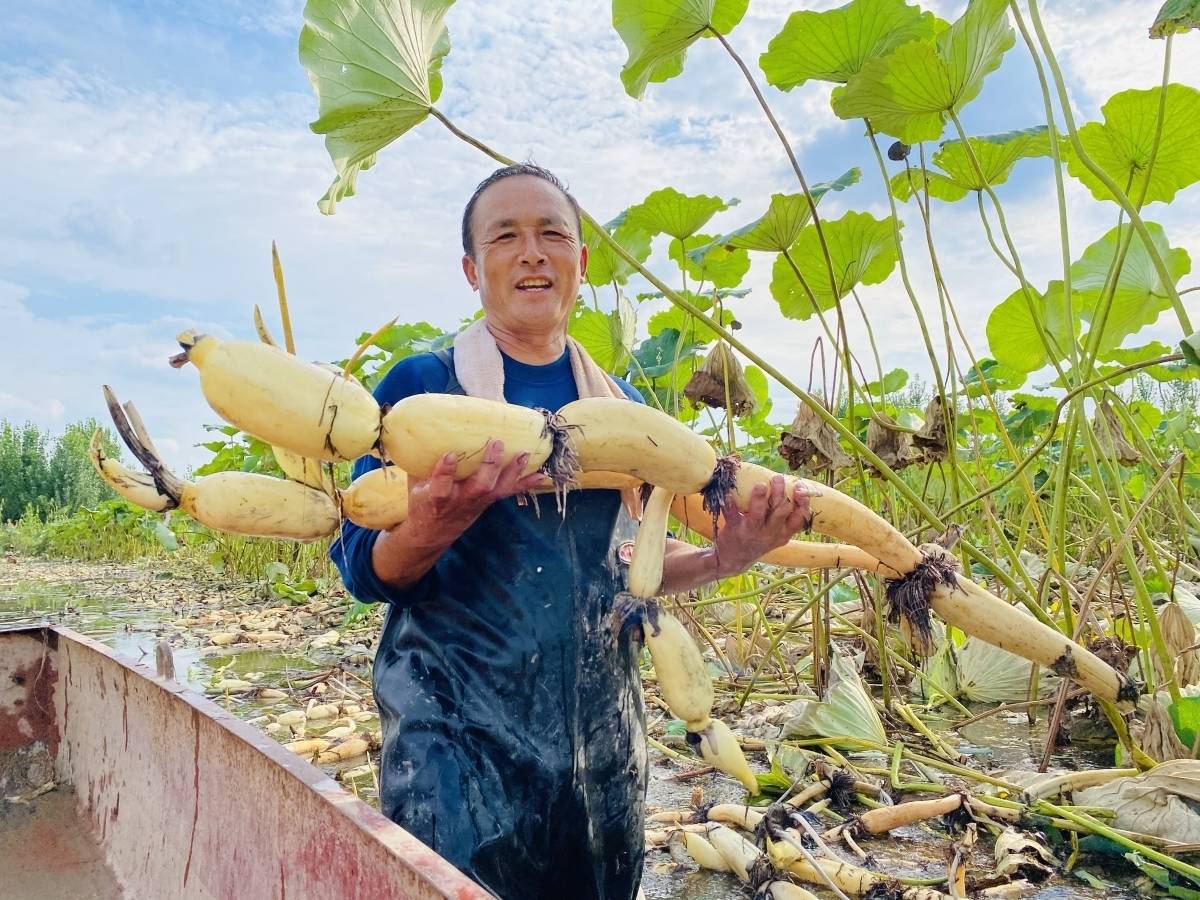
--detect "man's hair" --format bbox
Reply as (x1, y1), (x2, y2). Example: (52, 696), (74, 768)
(461, 163), (583, 257)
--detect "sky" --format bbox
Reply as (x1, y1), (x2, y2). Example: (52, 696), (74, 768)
(2, 0), (1198, 471)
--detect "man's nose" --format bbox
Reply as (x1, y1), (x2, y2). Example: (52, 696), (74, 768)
(517, 233), (547, 264)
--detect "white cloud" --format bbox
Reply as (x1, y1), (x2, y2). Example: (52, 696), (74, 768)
(1, 0), (1198, 478)
(1037, 1), (1200, 111)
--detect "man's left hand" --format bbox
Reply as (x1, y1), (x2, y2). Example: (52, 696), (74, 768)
(710, 475), (814, 578)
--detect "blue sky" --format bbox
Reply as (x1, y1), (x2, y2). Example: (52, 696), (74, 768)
(2, 0), (1197, 470)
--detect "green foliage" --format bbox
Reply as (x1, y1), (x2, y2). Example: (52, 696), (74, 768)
(1150, 0), (1200, 38)
(623, 187), (735, 242)
(770, 211), (899, 319)
(1070, 222), (1191, 353)
(647, 291), (736, 345)
(831, 0), (1014, 143)
(986, 281), (1079, 374)
(43, 500), (179, 560)
(612, 0), (749, 99)
(760, 0), (940, 90)
(891, 126), (1053, 200)
(583, 215), (652, 287)
(667, 234), (749, 289)
(1067, 85), (1200, 206)
(300, 0), (455, 213)
(0, 420), (120, 523)
(341, 319), (450, 391)
(569, 299), (636, 374)
(695, 168), (860, 255)
(865, 368), (909, 397)
(1183, 329), (1200, 367)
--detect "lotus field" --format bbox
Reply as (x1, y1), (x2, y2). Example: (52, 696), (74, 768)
(6, 0), (1200, 897)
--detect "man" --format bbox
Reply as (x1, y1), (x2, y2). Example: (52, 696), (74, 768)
(331, 164), (811, 899)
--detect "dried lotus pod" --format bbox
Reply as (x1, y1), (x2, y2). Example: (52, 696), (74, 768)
(866, 411), (921, 472)
(1092, 400), (1140, 467)
(1133, 697), (1190, 761)
(778, 402), (851, 473)
(913, 395), (953, 462)
(683, 342), (755, 417)
(1158, 601), (1200, 686)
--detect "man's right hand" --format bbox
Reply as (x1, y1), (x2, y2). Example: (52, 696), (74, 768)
(370, 439), (550, 590)
(406, 439), (552, 542)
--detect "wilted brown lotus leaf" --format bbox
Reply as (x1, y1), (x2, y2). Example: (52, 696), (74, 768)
(778, 401), (851, 473)
(1134, 697), (1190, 762)
(683, 342), (755, 417)
(1158, 600), (1200, 686)
(866, 411), (921, 472)
(1092, 400), (1141, 466)
(913, 395), (954, 462)
(992, 828), (1055, 882)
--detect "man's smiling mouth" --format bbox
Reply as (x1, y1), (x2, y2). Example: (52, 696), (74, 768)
(515, 277), (553, 293)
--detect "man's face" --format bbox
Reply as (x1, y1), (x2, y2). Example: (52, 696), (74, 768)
(462, 175), (587, 336)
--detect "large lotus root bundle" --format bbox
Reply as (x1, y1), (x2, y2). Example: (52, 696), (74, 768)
(94, 328), (1137, 711)
(92, 388), (338, 542)
(683, 342), (756, 416)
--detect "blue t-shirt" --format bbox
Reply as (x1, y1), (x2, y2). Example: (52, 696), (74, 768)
(371, 346), (642, 414)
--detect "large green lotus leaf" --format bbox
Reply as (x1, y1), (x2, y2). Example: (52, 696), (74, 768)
(783, 653), (887, 748)
(1069, 222), (1191, 352)
(958, 635), (1059, 702)
(934, 126), (1053, 189)
(648, 298), (736, 344)
(695, 168), (860, 255)
(1099, 341), (1174, 365)
(890, 167), (969, 202)
(986, 281), (1080, 373)
(891, 128), (1050, 201)
(631, 327), (705, 378)
(832, 0), (1014, 144)
(624, 187), (733, 241)
(963, 357), (1027, 396)
(667, 233), (750, 289)
(300, 0), (455, 214)
(1151, 0), (1200, 37)
(1184, 329), (1200, 367)
(759, 0), (939, 90)
(613, 0), (749, 99)
(1067, 85), (1200, 206)
(770, 212), (899, 321)
(865, 367), (909, 396)
(569, 298), (636, 373)
(583, 216), (652, 287)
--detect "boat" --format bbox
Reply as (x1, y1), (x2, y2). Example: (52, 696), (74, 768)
(0, 623), (491, 899)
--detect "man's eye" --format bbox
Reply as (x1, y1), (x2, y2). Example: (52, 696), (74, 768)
(495, 233), (515, 241)
(544, 230), (566, 238)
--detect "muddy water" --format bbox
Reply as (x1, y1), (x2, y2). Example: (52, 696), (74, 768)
(0, 557), (1141, 899)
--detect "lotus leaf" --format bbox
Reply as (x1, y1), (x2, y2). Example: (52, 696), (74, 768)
(1076, 760), (1200, 843)
(782, 652), (886, 748)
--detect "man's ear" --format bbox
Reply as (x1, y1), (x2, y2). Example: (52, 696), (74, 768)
(578, 243), (588, 281)
(462, 254), (479, 291)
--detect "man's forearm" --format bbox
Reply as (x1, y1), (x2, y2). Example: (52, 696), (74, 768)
(371, 519), (458, 590)
(657, 539), (731, 595)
